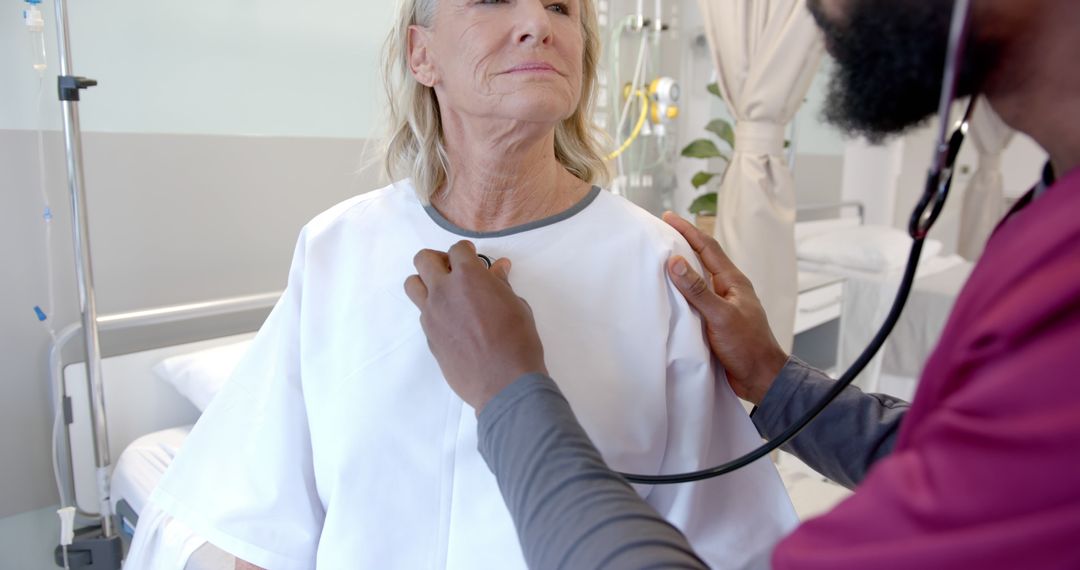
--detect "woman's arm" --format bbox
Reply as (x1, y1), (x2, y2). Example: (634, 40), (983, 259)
(235, 560), (264, 570)
(131, 230), (324, 569)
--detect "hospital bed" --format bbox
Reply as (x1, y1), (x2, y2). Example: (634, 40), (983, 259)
(52, 293), (277, 569)
(794, 202), (975, 400)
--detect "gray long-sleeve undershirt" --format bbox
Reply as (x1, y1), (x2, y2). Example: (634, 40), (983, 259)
(750, 358), (909, 489)
(476, 358), (909, 569)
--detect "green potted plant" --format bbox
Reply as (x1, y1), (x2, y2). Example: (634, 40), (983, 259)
(682, 83), (734, 237)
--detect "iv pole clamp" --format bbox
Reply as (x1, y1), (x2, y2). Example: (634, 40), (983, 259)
(50, 0), (122, 567)
(58, 75), (98, 102)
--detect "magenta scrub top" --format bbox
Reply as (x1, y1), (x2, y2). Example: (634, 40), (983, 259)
(774, 167), (1080, 569)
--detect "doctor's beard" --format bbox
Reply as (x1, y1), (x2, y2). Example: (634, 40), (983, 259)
(807, 0), (999, 143)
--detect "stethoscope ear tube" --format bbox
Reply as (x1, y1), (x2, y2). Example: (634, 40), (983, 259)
(913, 0), (975, 239)
(911, 100), (976, 240)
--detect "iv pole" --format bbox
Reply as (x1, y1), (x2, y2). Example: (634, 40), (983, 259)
(51, 0), (123, 566)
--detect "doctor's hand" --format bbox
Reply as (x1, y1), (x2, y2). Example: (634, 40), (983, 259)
(662, 212), (789, 406)
(405, 241), (548, 414)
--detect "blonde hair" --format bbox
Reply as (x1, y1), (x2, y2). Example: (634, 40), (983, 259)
(382, 0), (608, 201)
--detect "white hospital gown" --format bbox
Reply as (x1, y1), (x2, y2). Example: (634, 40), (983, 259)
(128, 182), (797, 569)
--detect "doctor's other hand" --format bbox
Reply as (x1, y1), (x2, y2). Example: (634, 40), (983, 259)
(405, 241), (548, 414)
(662, 212), (789, 406)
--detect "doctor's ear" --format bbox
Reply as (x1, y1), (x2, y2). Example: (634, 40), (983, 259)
(408, 25), (438, 87)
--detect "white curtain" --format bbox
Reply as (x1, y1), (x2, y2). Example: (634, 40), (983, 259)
(957, 98), (1013, 261)
(698, 0), (824, 350)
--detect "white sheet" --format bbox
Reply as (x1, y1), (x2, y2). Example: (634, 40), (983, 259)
(797, 226), (943, 273)
(130, 182), (798, 570)
(798, 251), (966, 281)
(113, 427), (235, 570)
(112, 426), (192, 518)
(834, 255), (974, 395)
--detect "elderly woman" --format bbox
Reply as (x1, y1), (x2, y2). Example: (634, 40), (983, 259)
(126, 1), (796, 568)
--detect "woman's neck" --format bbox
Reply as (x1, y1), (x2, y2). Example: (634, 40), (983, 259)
(431, 114), (590, 233)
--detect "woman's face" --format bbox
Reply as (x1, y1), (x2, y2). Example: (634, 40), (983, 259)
(410, 0), (585, 127)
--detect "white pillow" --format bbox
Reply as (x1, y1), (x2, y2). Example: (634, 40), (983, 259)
(152, 340), (252, 412)
(796, 225), (942, 272)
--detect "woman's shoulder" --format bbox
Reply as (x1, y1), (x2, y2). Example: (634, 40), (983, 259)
(590, 188), (695, 255)
(302, 180), (419, 239)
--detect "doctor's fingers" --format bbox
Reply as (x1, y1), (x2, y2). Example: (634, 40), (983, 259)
(668, 256), (737, 323)
(447, 240), (486, 271)
(403, 274), (428, 308)
(413, 249), (451, 282)
(490, 257), (512, 283)
(448, 241), (516, 286)
(662, 212), (751, 293)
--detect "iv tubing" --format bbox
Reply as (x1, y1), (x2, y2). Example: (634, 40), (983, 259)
(614, 32), (650, 177)
(607, 90), (649, 160)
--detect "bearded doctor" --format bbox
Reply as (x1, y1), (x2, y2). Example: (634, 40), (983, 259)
(405, 0), (1080, 568)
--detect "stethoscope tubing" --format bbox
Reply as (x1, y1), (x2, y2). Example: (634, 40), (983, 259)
(619, 0), (975, 485)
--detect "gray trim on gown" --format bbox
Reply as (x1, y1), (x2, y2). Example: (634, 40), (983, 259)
(424, 186), (602, 238)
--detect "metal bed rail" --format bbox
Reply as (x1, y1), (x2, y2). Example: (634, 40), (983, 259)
(796, 201), (866, 224)
(48, 291), (281, 522)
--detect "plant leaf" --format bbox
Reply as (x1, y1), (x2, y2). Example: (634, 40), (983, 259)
(691, 171), (717, 189)
(706, 82), (722, 99)
(688, 192), (718, 216)
(705, 119), (735, 149)
(681, 139), (725, 159)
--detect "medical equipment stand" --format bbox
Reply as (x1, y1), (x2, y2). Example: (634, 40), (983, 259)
(49, 0), (122, 567)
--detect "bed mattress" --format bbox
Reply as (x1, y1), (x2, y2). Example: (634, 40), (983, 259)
(834, 256), (974, 397)
(111, 425), (192, 520)
(111, 426), (234, 570)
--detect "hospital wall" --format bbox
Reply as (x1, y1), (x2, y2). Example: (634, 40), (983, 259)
(842, 119), (1047, 253)
(1, 0), (395, 530)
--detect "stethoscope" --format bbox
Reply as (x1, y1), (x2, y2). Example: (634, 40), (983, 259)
(615, 0), (977, 485)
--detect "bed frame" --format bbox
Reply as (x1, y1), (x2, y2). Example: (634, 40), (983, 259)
(50, 292), (280, 524)
(796, 201), (865, 224)
(794, 200), (865, 241)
